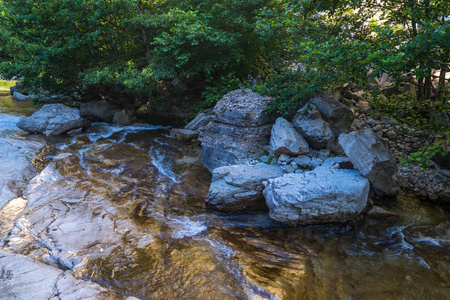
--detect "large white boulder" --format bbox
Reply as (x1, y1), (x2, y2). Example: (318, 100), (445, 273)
(270, 117), (310, 156)
(292, 104), (335, 150)
(206, 164), (283, 211)
(263, 166), (370, 225)
(16, 104), (82, 135)
(339, 130), (399, 196)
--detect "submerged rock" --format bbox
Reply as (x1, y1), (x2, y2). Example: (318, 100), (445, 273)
(270, 117), (310, 156)
(206, 164), (283, 212)
(17, 104), (82, 135)
(201, 89), (274, 171)
(263, 166), (370, 225)
(339, 130), (399, 196)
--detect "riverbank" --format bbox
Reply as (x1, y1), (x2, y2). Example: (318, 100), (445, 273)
(0, 86), (449, 299)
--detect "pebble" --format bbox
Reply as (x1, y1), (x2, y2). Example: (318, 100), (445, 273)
(372, 124), (383, 132)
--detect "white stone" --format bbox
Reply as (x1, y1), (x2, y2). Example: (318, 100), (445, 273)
(263, 167), (370, 225)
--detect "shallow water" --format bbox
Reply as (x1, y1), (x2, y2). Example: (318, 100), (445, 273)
(0, 96), (449, 299)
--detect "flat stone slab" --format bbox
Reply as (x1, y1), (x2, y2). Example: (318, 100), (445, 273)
(0, 250), (125, 299)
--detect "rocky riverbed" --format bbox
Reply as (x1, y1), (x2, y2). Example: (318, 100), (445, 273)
(0, 87), (450, 299)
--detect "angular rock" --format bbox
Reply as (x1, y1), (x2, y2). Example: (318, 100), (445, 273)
(12, 92), (29, 101)
(113, 109), (136, 125)
(263, 167), (370, 226)
(170, 128), (199, 141)
(310, 95), (354, 135)
(211, 89), (274, 127)
(201, 89), (274, 171)
(206, 164), (283, 211)
(339, 130), (399, 196)
(0, 250), (123, 299)
(202, 122), (272, 171)
(79, 100), (121, 122)
(292, 104), (335, 149)
(50, 119), (91, 136)
(185, 108), (213, 132)
(17, 104), (81, 135)
(270, 117), (310, 156)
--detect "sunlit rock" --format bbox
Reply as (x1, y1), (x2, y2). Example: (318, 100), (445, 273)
(16, 103), (82, 135)
(0, 138), (44, 210)
(0, 250), (122, 299)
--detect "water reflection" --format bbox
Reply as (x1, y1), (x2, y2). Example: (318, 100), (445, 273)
(1, 116), (449, 300)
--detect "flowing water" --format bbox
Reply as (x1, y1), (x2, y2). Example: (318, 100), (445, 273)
(0, 89), (449, 299)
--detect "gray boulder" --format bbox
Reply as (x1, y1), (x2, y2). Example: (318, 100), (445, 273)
(185, 108), (213, 132)
(270, 117), (310, 156)
(310, 95), (354, 135)
(12, 92), (30, 101)
(263, 167), (370, 226)
(170, 128), (199, 141)
(211, 89), (273, 127)
(79, 100), (121, 122)
(292, 104), (335, 149)
(17, 104), (81, 135)
(339, 130), (399, 196)
(201, 89), (274, 171)
(113, 109), (136, 125)
(206, 164), (283, 211)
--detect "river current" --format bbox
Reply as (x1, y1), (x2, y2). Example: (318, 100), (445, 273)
(0, 91), (449, 300)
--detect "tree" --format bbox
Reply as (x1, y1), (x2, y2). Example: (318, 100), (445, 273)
(255, 0), (450, 116)
(0, 0), (281, 107)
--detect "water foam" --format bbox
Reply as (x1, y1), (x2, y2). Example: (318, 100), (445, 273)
(168, 215), (207, 239)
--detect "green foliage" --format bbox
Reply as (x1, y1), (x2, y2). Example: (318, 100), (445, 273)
(371, 92), (450, 133)
(254, 0), (449, 114)
(399, 136), (449, 170)
(0, 0), (280, 105)
(199, 74), (241, 109)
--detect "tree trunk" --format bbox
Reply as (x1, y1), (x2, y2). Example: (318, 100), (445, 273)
(138, 1), (150, 56)
(438, 65), (447, 103)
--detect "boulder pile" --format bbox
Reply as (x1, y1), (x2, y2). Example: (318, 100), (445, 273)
(199, 91), (396, 225)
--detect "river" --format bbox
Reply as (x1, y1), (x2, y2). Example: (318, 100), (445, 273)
(0, 89), (449, 299)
